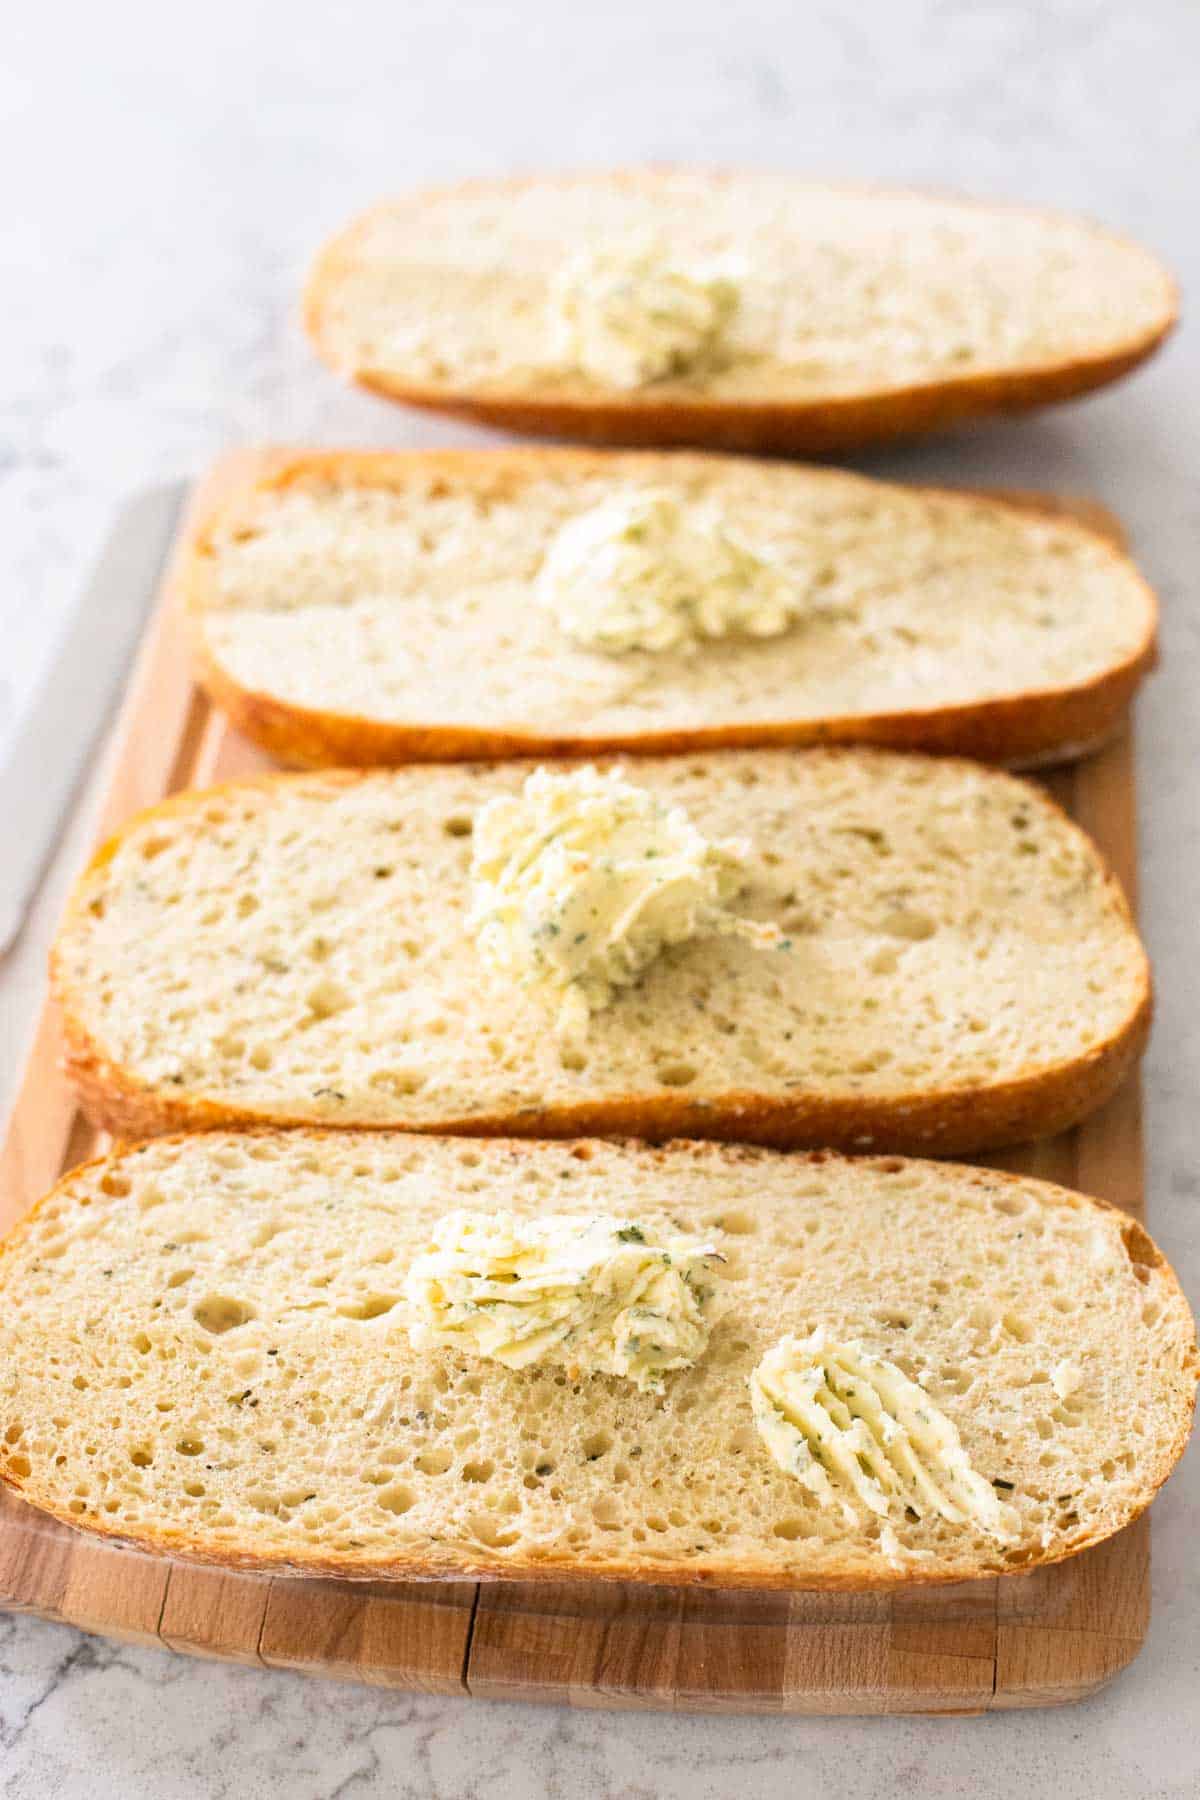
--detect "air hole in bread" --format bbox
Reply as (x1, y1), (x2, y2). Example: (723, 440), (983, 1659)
(192, 1296), (256, 1335)
(657, 1061), (698, 1088)
(336, 1294), (398, 1321)
(880, 908), (937, 941)
(1121, 1221), (1161, 1272)
(305, 979), (349, 1021)
(175, 1437), (204, 1457)
(461, 1460), (494, 1484)
(712, 1209), (756, 1236)
(582, 1431), (613, 1461)
(993, 1194), (1029, 1218)
(940, 1368), (973, 1395)
(469, 1512), (517, 1547)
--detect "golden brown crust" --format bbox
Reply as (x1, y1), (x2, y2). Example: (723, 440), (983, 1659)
(1, 1136), (1194, 1591)
(303, 172), (1178, 455)
(180, 447), (1160, 771)
(332, 340), (1174, 457)
(54, 997), (1153, 1156)
(51, 759), (1153, 1155)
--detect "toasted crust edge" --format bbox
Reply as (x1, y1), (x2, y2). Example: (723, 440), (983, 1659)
(50, 756), (1153, 1156)
(180, 447), (1160, 770)
(0, 1135), (1194, 1590)
(303, 172), (1179, 454)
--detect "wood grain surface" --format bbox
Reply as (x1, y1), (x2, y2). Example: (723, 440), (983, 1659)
(0, 456), (1151, 1712)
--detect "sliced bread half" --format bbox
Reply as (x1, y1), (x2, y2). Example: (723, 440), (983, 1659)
(183, 450), (1157, 769)
(51, 749), (1150, 1153)
(0, 1133), (1192, 1589)
(304, 171), (1176, 453)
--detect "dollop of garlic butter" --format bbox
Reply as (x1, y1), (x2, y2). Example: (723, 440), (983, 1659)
(404, 1210), (723, 1390)
(469, 765), (780, 1039)
(549, 239), (741, 388)
(537, 489), (803, 655)
(750, 1330), (1020, 1543)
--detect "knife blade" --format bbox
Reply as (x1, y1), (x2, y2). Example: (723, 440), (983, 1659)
(0, 481), (186, 955)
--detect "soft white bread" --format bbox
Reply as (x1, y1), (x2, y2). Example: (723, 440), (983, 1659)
(304, 172), (1176, 453)
(184, 451), (1157, 769)
(52, 749), (1150, 1153)
(0, 1133), (1192, 1589)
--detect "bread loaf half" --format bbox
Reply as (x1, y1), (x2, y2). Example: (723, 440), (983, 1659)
(0, 1133), (1192, 1588)
(304, 171), (1175, 453)
(183, 450), (1157, 769)
(52, 749), (1150, 1154)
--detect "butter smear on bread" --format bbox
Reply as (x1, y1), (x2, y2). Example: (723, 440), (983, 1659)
(469, 764), (781, 1039)
(549, 238), (741, 387)
(536, 488), (804, 654)
(750, 1330), (1021, 1543)
(404, 1209), (723, 1390)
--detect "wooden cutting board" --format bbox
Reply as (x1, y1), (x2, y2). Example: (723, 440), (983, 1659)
(0, 456), (1150, 1712)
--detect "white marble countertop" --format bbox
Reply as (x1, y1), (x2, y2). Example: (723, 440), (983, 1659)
(2, 1), (1198, 1794)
